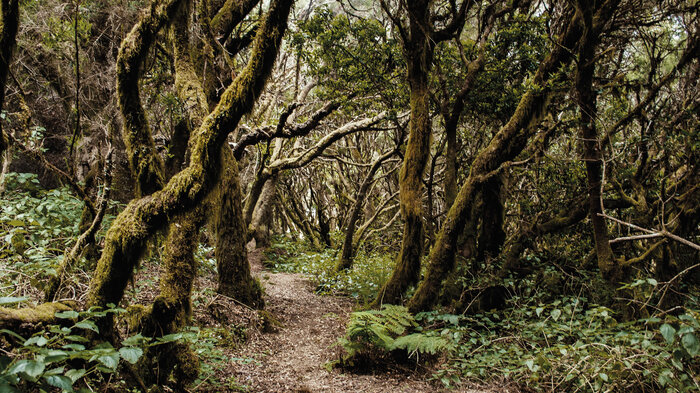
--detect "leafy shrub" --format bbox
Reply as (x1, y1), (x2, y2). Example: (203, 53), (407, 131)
(0, 305), (145, 392)
(427, 296), (700, 392)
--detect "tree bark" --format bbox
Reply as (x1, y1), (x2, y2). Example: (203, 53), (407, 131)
(407, 3), (600, 312)
(85, 0), (293, 339)
(575, 0), (619, 282)
(372, 0), (433, 307)
(0, 0), (20, 163)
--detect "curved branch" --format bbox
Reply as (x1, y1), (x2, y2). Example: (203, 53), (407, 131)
(86, 0), (293, 321)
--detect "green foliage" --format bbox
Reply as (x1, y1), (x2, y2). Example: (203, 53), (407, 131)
(291, 6), (407, 111)
(0, 306), (145, 392)
(425, 296), (700, 392)
(0, 173), (84, 291)
(184, 327), (256, 391)
(337, 305), (451, 364)
(265, 235), (393, 303)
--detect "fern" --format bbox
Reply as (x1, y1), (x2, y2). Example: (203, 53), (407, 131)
(391, 333), (451, 355)
(337, 305), (451, 363)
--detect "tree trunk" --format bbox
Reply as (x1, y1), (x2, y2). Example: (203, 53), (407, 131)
(131, 207), (205, 388)
(0, 0), (20, 163)
(337, 149), (396, 270)
(476, 176), (506, 261)
(85, 0), (293, 339)
(249, 172), (278, 248)
(407, 5), (590, 313)
(372, 0), (433, 307)
(575, 1), (619, 282)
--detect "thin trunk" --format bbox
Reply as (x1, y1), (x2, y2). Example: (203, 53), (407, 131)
(249, 172), (278, 248)
(337, 149), (396, 270)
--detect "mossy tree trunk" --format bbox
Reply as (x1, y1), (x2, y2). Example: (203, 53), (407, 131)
(132, 207), (205, 388)
(116, 0), (181, 197)
(406, 2), (609, 312)
(214, 147), (263, 307)
(476, 176), (506, 261)
(172, 0), (263, 309)
(85, 0), (293, 340)
(575, 0), (619, 283)
(0, 0), (20, 163)
(372, 0), (433, 307)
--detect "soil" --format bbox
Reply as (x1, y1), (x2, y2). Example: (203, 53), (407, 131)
(126, 243), (505, 393)
(195, 246), (494, 393)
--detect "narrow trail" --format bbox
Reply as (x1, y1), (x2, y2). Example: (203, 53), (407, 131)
(227, 247), (449, 393)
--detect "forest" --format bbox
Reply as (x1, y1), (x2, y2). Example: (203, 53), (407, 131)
(0, 0), (698, 391)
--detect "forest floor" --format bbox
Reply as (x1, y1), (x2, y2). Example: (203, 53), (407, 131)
(220, 246), (453, 393)
(187, 243), (512, 393)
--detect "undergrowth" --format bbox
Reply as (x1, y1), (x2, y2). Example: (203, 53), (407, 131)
(265, 235), (393, 303)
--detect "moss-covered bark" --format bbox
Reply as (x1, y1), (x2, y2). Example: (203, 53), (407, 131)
(575, 1), (619, 283)
(171, 0), (263, 308)
(210, 0), (260, 43)
(215, 147), (263, 307)
(0, 302), (72, 334)
(407, 3), (601, 313)
(86, 0), (293, 337)
(132, 206), (205, 387)
(476, 176), (506, 261)
(371, 0), (433, 307)
(117, 0), (183, 197)
(0, 0), (20, 161)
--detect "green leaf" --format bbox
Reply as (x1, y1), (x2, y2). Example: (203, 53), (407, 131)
(0, 329), (26, 342)
(122, 334), (145, 346)
(599, 372), (608, 382)
(681, 333), (699, 356)
(55, 311), (79, 319)
(65, 368), (86, 383)
(64, 335), (88, 343)
(61, 344), (85, 351)
(8, 359), (45, 380)
(118, 347), (143, 364)
(44, 375), (73, 391)
(73, 320), (98, 333)
(97, 353), (119, 370)
(660, 324), (676, 344)
(535, 307), (544, 317)
(6, 220), (25, 227)
(156, 333), (183, 344)
(24, 336), (48, 347)
(0, 297), (28, 306)
(550, 309), (562, 321)
(44, 350), (69, 363)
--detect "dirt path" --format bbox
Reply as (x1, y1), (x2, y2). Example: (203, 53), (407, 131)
(227, 247), (449, 393)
